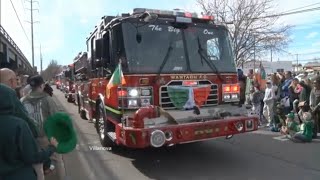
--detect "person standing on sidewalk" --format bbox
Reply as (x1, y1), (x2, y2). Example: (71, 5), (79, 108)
(309, 77), (320, 138)
(245, 69), (254, 106)
(250, 85), (263, 125)
(21, 75), (66, 180)
(263, 80), (276, 127)
(0, 83), (59, 180)
(0, 68), (19, 89)
(0, 69), (39, 137)
(281, 71), (293, 114)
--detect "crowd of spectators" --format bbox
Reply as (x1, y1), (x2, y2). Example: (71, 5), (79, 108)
(238, 69), (318, 143)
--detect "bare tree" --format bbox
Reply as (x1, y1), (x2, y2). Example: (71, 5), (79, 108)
(40, 60), (62, 81)
(197, 0), (292, 67)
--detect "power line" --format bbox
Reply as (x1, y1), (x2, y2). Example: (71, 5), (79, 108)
(20, 0), (26, 15)
(9, 0), (30, 42)
(279, 49), (320, 56)
(254, 6), (320, 19)
(298, 51), (320, 56)
(281, 2), (320, 13)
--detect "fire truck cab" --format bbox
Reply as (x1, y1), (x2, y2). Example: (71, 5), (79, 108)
(78, 8), (258, 149)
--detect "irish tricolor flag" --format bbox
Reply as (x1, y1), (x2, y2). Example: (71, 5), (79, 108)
(106, 63), (126, 98)
(167, 86), (211, 110)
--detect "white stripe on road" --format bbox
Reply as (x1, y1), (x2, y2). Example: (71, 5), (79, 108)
(273, 135), (289, 141)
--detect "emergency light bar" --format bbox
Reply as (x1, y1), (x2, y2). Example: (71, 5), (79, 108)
(132, 8), (214, 22)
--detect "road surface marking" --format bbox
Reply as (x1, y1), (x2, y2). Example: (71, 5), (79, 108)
(273, 135), (289, 141)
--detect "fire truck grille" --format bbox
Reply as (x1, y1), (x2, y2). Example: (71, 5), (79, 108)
(159, 80), (218, 109)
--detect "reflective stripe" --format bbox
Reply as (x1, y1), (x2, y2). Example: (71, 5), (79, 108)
(105, 106), (121, 115)
(88, 98), (121, 115)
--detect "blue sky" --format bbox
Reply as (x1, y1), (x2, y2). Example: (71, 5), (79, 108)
(2, 0), (320, 70)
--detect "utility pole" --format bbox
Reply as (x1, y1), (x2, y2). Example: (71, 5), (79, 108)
(0, 0), (2, 75)
(0, 0), (2, 25)
(270, 48), (273, 62)
(253, 35), (256, 73)
(40, 44), (42, 74)
(296, 54), (299, 72)
(26, 0), (39, 74)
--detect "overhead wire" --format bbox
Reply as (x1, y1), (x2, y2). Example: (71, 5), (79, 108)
(298, 51), (320, 56)
(20, 0), (26, 15)
(9, 0), (30, 42)
(253, 6), (320, 19)
(280, 2), (320, 13)
(251, 4), (320, 62)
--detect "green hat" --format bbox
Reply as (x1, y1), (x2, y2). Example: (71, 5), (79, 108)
(44, 112), (77, 154)
(286, 112), (295, 119)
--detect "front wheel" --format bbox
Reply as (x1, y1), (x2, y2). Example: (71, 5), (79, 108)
(95, 102), (115, 148)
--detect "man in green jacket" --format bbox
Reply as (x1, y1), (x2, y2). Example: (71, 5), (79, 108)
(0, 69), (39, 137)
(0, 83), (58, 180)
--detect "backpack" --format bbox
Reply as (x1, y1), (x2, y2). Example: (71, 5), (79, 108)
(22, 98), (45, 135)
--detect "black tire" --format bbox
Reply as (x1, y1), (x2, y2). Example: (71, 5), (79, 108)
(95, 101), (115, 147)
(80, 110), (87, 120)
(67, 97), (73, 103)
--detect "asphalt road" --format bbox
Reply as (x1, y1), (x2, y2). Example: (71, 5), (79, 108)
(53, 87), (320, 180)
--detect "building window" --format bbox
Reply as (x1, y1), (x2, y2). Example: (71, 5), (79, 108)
(277, 69), (284, 73)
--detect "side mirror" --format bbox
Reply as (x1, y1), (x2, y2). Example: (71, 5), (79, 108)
(95, 38), (104, 59)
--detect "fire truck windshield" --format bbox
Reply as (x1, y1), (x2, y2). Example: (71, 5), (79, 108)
(121, 22), (236, 74)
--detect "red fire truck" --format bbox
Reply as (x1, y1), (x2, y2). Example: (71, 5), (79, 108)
(74, 8), (258, 149)
(55, 74), (62, 89)
(73, 52), (89, 118)
(63, 64), (76, 103)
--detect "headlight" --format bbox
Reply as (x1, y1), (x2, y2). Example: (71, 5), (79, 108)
(128, 99), (138, 107)
(231, 94), (238, 99)
(150, 130), (166, 148)
(129, 89), (139, 97)
(118, 87), (153, 109)
(224, 94), (230, 99)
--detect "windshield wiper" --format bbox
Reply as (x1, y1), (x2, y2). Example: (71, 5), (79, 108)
(197, 37), (223, 82)
(156, 42), (173, 78)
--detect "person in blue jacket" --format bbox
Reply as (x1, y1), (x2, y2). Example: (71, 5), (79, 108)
(281, 71), (293, 114)
(0, 83), (58, 180)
